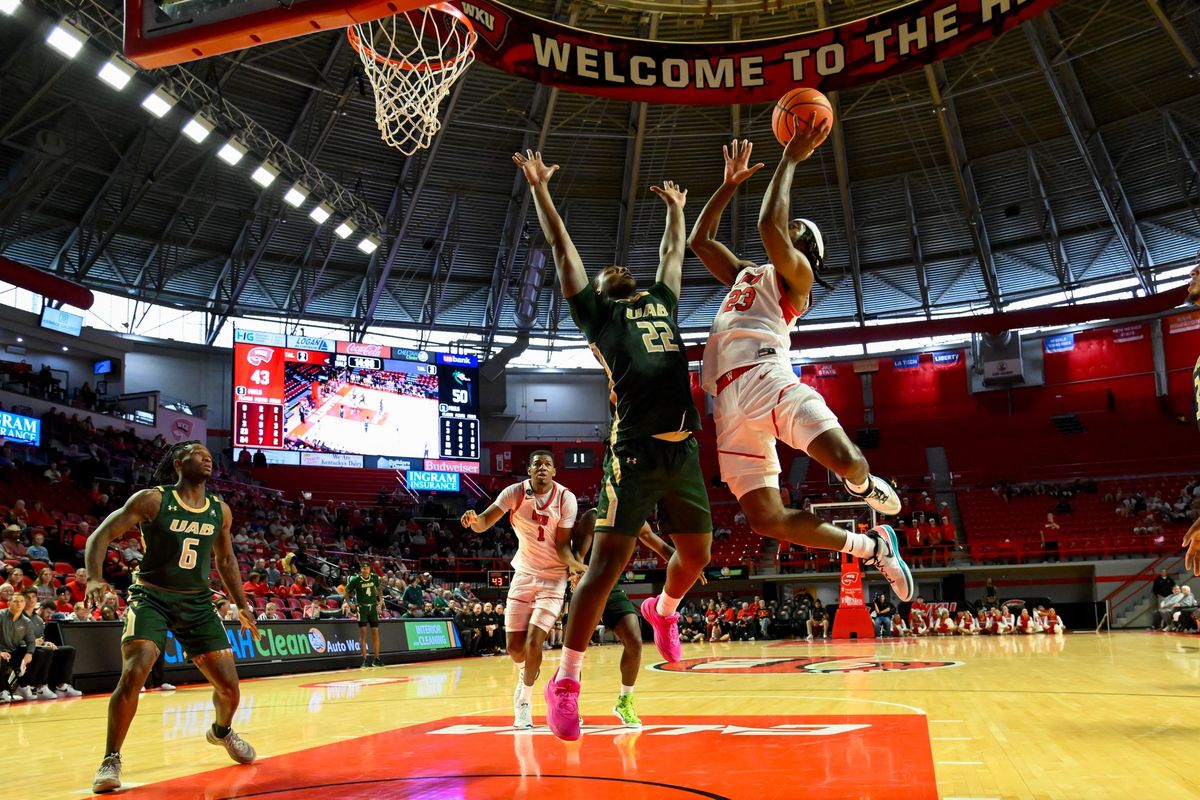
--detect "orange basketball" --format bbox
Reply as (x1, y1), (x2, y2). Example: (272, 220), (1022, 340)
(772, 88), (834, 146)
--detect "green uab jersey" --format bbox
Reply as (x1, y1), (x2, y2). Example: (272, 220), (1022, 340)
(136, 485), (223, 593)
(346, 574), (381, 607)
(567, 281), (701, 444)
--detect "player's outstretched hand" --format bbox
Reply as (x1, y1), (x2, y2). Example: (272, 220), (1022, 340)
(650, 180), (688, 208)
(512, 150), (560, 187)
(783, 112), (832, 163)
(723, 139), (765, 186)
(1184, 519), (1200, 576)
(460, 510), (479, 530)
(86, 579), (108, 608)
(238, 607), (262, 641)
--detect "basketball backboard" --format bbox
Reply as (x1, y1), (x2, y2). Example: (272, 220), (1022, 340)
(124, 0), (426, 68)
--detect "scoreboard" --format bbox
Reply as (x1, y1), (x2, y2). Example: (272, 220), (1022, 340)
(232, 329), (481, 465)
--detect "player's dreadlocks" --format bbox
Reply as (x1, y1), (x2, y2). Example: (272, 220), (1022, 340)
(152, 440), (203, 485)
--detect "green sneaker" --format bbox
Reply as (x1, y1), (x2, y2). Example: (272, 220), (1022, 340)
(612, 693), (642, 728)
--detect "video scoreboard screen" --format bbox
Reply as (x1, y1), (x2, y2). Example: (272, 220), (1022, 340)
(232, 330), (480, 464)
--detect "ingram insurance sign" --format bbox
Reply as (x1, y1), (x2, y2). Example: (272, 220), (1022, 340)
(0, 412), (39, 445)
(407, 470), (460, 492)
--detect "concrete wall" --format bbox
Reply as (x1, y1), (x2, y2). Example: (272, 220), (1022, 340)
(489, 370), (610, 441)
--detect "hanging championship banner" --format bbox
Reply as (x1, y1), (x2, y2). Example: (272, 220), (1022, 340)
(454, 0), (1065, 105)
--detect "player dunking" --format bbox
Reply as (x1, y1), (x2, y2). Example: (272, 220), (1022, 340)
(689, 127), (913, 601)
(513, 150), (713, 742)
(460, 450), (583, 730)
(86, 442), (259, 793)
(343, 562), (384, 667)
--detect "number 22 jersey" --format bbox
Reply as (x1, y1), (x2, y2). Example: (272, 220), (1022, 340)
(700, 263), (807, 395)
(567, 281), (701, 443)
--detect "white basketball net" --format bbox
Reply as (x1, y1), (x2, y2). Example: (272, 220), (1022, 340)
(348, 3), (476, 156)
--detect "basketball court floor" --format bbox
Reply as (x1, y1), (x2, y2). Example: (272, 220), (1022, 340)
(14, 631), (1193, 798)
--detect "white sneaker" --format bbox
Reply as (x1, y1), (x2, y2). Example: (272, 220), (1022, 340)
(36, 686), (58, 700)
(9, 688), (25, 702)
(864, 524), (915, 602)
(56, 684), (82, 697)
(513, 701), (533, 730)
(16, 686), (34, 701)
(205, 727), (257, 764)
(0, 690), (11, 703)
(160, 683), (176, 691)
(845, 475), (901, 515)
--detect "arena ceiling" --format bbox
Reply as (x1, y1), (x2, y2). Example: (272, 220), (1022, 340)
(1, 0), (1199, 355)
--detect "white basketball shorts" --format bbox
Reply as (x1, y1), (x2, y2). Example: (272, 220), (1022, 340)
(713, 361), (842, 499)
(505, 571), (568, 633)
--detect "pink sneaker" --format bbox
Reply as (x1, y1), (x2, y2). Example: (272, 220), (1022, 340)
(543, 671), (582, 741)
(640, 596), (682, 662)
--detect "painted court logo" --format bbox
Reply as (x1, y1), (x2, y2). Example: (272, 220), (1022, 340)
(651, 656), (962, 674)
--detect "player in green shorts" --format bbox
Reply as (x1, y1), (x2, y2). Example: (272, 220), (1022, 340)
(514, 149), (713, 741)
(344, 563), (384, 667)
(85, 442), (261, 793)
(568, 510), (706, 728)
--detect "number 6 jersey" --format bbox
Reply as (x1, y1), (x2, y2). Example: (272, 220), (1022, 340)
(700, 263), (807, 395)
(494, 480), (579, 580)
(135, 485), (223, 592)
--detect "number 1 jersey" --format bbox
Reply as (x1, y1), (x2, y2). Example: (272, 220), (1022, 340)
(700, 263), (806, 395)
(495, 480), (578, 580)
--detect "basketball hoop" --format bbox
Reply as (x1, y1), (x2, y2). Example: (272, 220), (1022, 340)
(347, 3), (476, 156)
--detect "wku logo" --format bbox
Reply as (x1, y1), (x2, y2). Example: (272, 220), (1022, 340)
(652, 657), (962, 674)
(841, 571), (860, 585)
(246, 347), (274, 366)
(426, 722), (870, 737)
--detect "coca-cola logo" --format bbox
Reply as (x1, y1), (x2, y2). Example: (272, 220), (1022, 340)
(841, 572), (859, 586)
(345, 343), (386, 357)
(246, 346), (274, 366)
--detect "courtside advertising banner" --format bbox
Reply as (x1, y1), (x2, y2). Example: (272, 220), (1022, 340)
(453, 0), (1065, 104)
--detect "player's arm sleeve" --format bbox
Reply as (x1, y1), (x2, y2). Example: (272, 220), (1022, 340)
(559, 491), (578, 529)
(565, 283), (610, 341)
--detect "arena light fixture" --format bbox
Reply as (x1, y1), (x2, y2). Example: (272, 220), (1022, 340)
(45, 19), (87, 58)
(1, 0), (22, 16)
(250, 161), (279, 188)
(357, 234), (380, 255)
(283, 183), (308, 208)
(140, 86), (176, 118)
(334, 219), (356, 240)
(181, 113), (215, 144)
(217, 138), (247, 166)
(97, 55), (136, 90)
(309, 202), (333, 225)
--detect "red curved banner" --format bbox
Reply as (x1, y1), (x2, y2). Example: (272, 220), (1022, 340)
(0, 257), (94, 310)
(453, 0), (1065, 105)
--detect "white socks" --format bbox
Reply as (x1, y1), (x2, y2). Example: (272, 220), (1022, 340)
(518, 683), (534, 704)
(656, 592), (682, 617)
(840, 531), (876, 559)
(559, 647), (585, 682)
(620, 684), (634, 696)
(846, 475), (870, 493)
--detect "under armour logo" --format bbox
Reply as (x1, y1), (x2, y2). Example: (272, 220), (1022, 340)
(167, 505), (178, 511)
(626, 457), (638, 465)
